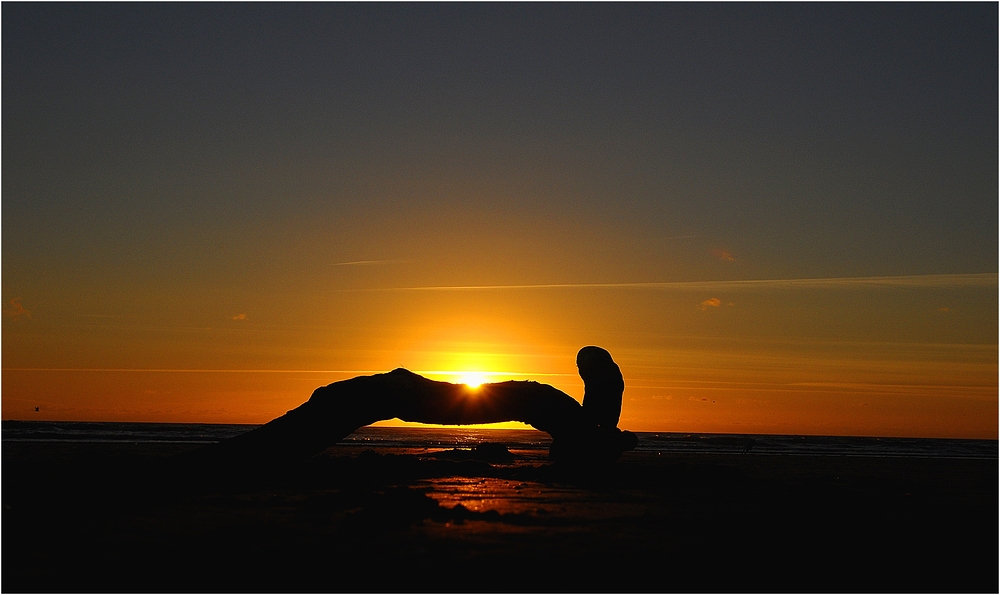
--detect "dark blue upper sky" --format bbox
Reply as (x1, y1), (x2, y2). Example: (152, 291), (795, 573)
(4, 3), (997, 295)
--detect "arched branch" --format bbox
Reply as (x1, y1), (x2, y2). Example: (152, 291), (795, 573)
(204, 368), (635, 463)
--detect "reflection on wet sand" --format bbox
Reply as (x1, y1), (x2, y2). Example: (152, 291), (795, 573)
(420, 476), (648, 520)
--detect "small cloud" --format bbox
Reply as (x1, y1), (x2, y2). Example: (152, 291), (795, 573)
(712, 249), (736, 262)
(5, 298), (32, 319)
(938, 307), (950, 313)
(699, 297), (722, 310)
(330, 259), (406, 267)
(689, 396), (716, 403)
(232, 313), (248, 321)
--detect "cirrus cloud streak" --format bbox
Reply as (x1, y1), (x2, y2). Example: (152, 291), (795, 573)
(358, 273), (996, 292)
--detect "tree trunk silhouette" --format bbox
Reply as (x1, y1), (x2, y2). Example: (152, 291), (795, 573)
(204, 368), (635, 463)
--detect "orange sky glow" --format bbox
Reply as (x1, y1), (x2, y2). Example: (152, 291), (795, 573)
(4, 274), (996, 439)
(4, 4), (996, 440)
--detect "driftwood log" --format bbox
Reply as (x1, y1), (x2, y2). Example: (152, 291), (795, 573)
(205, 347), (637, 463)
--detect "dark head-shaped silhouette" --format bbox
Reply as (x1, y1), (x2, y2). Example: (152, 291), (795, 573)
(576, 346), (625, 429)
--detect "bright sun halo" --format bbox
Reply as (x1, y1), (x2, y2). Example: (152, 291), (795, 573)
(457, 372), (488, 389)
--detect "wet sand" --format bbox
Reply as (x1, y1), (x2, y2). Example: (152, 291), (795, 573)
(3, 441), (997, 593)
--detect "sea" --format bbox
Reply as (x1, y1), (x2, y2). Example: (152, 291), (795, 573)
(2, 420), (997, 460)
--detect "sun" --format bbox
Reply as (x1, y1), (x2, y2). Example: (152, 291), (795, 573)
(456, 371), (489, 389)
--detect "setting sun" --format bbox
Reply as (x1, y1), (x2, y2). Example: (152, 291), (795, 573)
(456, 372), (488, 389)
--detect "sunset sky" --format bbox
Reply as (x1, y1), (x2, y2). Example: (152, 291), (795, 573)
(3, 4), (997, 438)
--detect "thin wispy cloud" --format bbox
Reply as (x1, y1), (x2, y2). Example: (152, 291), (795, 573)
(1, 368), (575, 378)
(360, 273), (996, 292)
(232, 313), (248, 321)
(712, 249), (737, 262)
(330, 259), (407, 267)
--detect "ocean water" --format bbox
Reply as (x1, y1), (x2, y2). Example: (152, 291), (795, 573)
(3, 420), (997, 459)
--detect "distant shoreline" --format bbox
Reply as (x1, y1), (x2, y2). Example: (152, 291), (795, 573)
(4, 418), (998, 441)
(3, 420), (996, 459)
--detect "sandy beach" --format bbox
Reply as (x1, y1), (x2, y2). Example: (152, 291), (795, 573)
(3, 438), (996, 593)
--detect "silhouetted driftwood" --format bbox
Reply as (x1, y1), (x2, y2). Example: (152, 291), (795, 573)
(204, 347), (637, 463)
(578, 345), (625, 429)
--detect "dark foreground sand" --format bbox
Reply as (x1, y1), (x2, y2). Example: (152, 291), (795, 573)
(3, 441), (997, 593)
